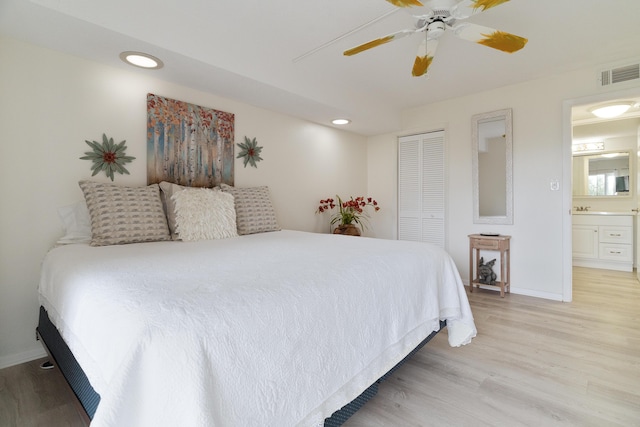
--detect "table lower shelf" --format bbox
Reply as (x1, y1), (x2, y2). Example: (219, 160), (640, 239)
(470, 280), (510, 297)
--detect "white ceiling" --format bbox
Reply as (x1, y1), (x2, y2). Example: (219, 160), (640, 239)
(2, 0), (640, 135)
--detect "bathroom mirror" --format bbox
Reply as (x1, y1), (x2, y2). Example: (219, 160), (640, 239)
(472, 108), (513, 224)
(572, 150), (632, 197)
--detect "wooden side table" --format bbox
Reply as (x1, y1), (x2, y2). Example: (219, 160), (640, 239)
(469, 234), (511, 297)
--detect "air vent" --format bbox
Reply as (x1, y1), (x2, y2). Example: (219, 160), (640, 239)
(599, 62), (640, 87)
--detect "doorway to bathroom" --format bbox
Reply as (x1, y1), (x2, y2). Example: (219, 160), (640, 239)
(563, 87), (640, 301)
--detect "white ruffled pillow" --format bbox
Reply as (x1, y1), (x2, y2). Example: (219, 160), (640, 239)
(172, 188), (238, 241)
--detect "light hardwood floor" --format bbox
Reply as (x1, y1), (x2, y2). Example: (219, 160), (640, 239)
(0, 357), (85, 426)
(1, 267), (638, 426)
(344, 267), (640, 426)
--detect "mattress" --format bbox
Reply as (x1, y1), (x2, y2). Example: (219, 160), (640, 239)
(39, 230), (476, 426)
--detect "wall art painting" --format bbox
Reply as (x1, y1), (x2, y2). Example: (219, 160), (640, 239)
(147, 93), (234, 187)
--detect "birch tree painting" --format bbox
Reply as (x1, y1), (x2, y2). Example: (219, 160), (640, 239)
(146, 93), (234, 187)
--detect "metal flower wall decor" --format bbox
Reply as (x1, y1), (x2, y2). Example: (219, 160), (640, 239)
(80, 133), (135, 181)
(236, 136), (263, 168)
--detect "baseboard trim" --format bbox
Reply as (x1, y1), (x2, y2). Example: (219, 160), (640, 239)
(572, 259), (633, 272)
(465, 282), (564, 301)
(509, 287), (563, 301)
(0, 345), (47, 370)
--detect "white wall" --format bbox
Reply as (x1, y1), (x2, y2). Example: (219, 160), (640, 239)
(367, 66), (640, 301)
(367, 133), (400, 240)
(0, 36), (367, 367)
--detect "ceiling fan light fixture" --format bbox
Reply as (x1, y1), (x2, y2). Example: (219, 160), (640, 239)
(119, 51), (164, 69)
(588, 102), (633, 119)
(332, 118), (351, 125)
(426, 20), (446, 39)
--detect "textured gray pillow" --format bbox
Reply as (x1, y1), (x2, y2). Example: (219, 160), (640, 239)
(219, 184), (280, 235)
(79, 180), (171, 246)
(159, 181), (187, 240)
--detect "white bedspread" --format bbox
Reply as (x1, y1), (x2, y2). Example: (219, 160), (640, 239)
(39, 230), (476, 427)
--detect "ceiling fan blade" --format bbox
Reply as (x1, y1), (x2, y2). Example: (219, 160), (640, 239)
(293, 9), (401, 63)
(454, 23), (527, 53)
(451, 0), (511, 19)
(385, 0), (424, 7)
(412, 36), (438, 77)
(344, 29), (415, 56)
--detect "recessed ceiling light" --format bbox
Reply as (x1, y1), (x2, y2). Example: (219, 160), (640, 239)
(332, 118), (351, 125)
(119, 51), (164, 69)
(588, 101), (633, 119)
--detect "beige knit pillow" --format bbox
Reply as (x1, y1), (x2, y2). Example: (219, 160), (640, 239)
(219, 184), (280, 235)
(159, 181), (187, 240)
(79, 180), (171, 246)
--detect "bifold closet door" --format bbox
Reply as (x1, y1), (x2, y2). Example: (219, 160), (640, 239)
(398, 130), (445, 248)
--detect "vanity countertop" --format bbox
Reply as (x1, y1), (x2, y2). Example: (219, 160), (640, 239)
(573, 211), (636, 216)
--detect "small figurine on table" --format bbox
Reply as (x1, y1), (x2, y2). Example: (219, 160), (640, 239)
(478, 257), (497, 285)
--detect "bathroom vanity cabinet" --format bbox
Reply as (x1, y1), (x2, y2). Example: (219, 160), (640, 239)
(572, 213), (634, 272)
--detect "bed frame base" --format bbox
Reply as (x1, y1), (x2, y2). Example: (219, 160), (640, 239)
(36, 306), (99, 422)
(324, 321), (445, 426)
(37, 306), (444, 426)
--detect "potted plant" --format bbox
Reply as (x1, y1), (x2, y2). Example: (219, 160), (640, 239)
(317, 195), (380, 236)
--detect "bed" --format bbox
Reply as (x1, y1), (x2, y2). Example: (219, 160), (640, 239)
(37, 182), (476, 426)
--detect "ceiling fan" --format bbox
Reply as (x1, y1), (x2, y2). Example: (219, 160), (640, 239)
(343, 0), (528, 77)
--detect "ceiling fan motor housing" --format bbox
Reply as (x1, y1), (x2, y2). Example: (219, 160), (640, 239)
(426, 20), (446, 39)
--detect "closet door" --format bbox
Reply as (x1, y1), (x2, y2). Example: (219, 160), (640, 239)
(398, 130), (446, 248)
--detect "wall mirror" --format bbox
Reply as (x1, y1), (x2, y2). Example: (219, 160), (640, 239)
(472, 108), (513, 224)
(572, 150), (632, 197)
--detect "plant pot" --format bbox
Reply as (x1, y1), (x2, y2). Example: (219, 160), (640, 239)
(333, 224), (361, 236)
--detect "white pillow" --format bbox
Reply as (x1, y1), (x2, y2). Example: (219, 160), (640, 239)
(172, 188), (238, 241)
(56, 201), (92, 244)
